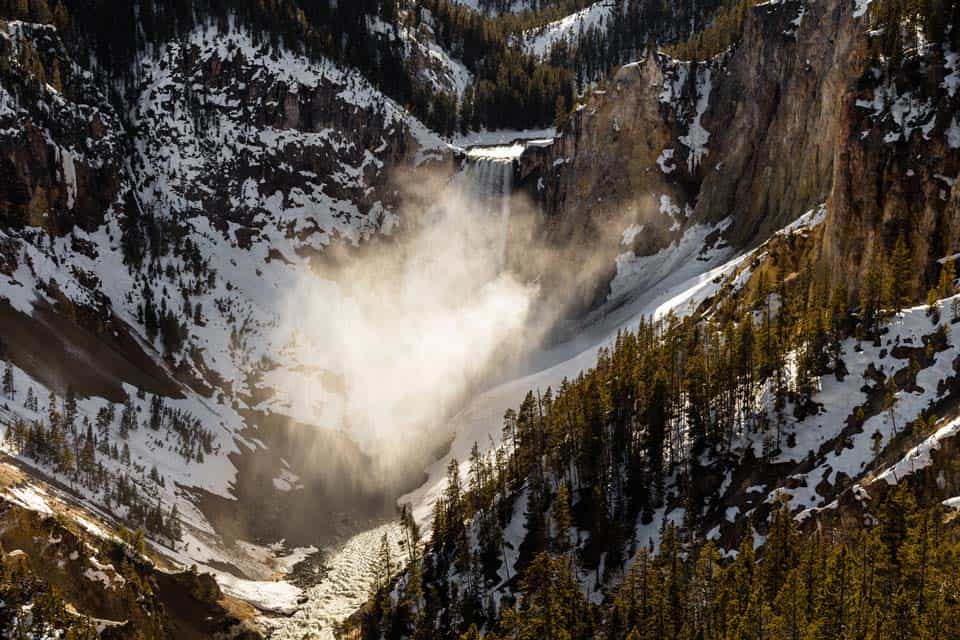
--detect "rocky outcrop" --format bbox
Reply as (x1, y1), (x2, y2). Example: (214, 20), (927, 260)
(0, 19), (456, 603)
(0, 495), (263, 639)
(693, 0), (860, 246)
(131, 23), (448, 253)
(517, 0), (872, 314)
(0, 21), (127, 235)
(823, 36), (960, 297)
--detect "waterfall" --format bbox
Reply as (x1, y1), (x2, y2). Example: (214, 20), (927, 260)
(462, 152), (516, 270)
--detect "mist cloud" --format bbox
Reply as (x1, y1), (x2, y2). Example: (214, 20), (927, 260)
(274, 163), (540, 485)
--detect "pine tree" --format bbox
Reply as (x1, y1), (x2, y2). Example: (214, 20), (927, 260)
(64, 386), (77, 433)
(2, 359), (14, 399)
(883, 374), (899, 434)
(166, 504), (182, 544)
(551, 481), (573, 555)
(890, 234), (913, 309)
(120, 395), (136, 438)
(938, 258), (956, 298)
(375, 531), (393, 593)
(47, 389), (59, 428)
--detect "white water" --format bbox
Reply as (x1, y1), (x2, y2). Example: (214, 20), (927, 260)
(263, 143), (527, 638)
(266, 523), (405, 639)
(254, 143), (740, 637)
(463, 147), (519, 269)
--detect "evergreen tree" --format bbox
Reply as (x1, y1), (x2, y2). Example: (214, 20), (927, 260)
(2, 359), (14, 399)
(551, 481), (573, 555)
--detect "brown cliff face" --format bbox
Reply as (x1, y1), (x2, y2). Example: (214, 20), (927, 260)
(517, 0), (881, 315)
(0, 496), (262, 639)
(693, 0), (862, 246)
(0, 22), (126, 235)
(822, 41), (960, 298)
(516, 55), (697, 319)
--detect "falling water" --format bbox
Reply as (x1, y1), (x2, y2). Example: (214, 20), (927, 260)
(463, 150), (517, 270)
(266, 143), (526, 639)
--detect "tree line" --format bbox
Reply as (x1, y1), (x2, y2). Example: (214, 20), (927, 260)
(2, 0), (732, 135)
(358, 219), (960, 639)
(1, 381), (192, 546)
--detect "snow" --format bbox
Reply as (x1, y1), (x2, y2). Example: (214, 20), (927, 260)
(621, 224), (644, 246)
(1, 239), (41, 314)
(72, 514), (115, 541)
(133, 20), (444, 225)
(853, 0), (872, 18)
(776, 203), (827, 235)
(659, 194), (682, 218)
(522, 2), (614, 58)
(942, 50), (960, 98)
(368, 16), (473, 98)
(757, 298), (960, 516)
(401, 217), (739, 526)
(83, 556), (125, 590)
(656, 148), (676, 174)
(0, 80), (15, 118)
(678, 67), (713, 171)
(216, 573), (303, 615)
(659, 61), (689, 105)
(268, 523), (404, 639)
(947, 115), (960, 149)
(272, 468), (303, 492)
(855, 85), (936, 144)
(446, 0), (537, 14)
(59, 146), (77, 209)
(656, 56), (716, 171)
(497, 488), (530, 585)
(875, 416), (960, 484)
(787, 3), (806, 35)
(466, 142), (526, 160)
(6, 484), (54, 516)
(610, 218), (735, 305)
(453, 128), (555, 149)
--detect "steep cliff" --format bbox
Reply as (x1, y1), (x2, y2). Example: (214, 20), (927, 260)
(823, 21), (960, 299)
(0, 14), (456, 601)
(518, 0), (870, 318)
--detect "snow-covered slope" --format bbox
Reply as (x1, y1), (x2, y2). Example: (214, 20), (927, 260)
(0, 17), (458, 586)
(133, 21), (444, 241)
(369, 14), (473, 98)
(447, 0), (545, 15)
(401, 215), (741, 525)
(522, 1), (615, 58)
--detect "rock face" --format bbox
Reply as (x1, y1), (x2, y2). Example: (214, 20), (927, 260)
(823, 34), (960, 297)
(3, 0), (960, 625)
(516, 0), (900, 316)
(0, 22), (126, 235)
(0, 17), (455, 591)
(692, 0), (859, 246)
(130, 24), (446, 252)
(0, 495), (262, 639)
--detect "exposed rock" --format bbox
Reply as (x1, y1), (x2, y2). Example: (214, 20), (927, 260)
(518, 0), (868, 314)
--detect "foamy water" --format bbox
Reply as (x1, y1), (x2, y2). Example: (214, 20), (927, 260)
(266, 522), (404, 639)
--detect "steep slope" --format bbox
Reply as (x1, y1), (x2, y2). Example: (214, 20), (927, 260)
(3, 0), (960, 635)
(517, 0), (863, 323)
(352, 0), (960, 636)
(0, 14), (455, 594)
